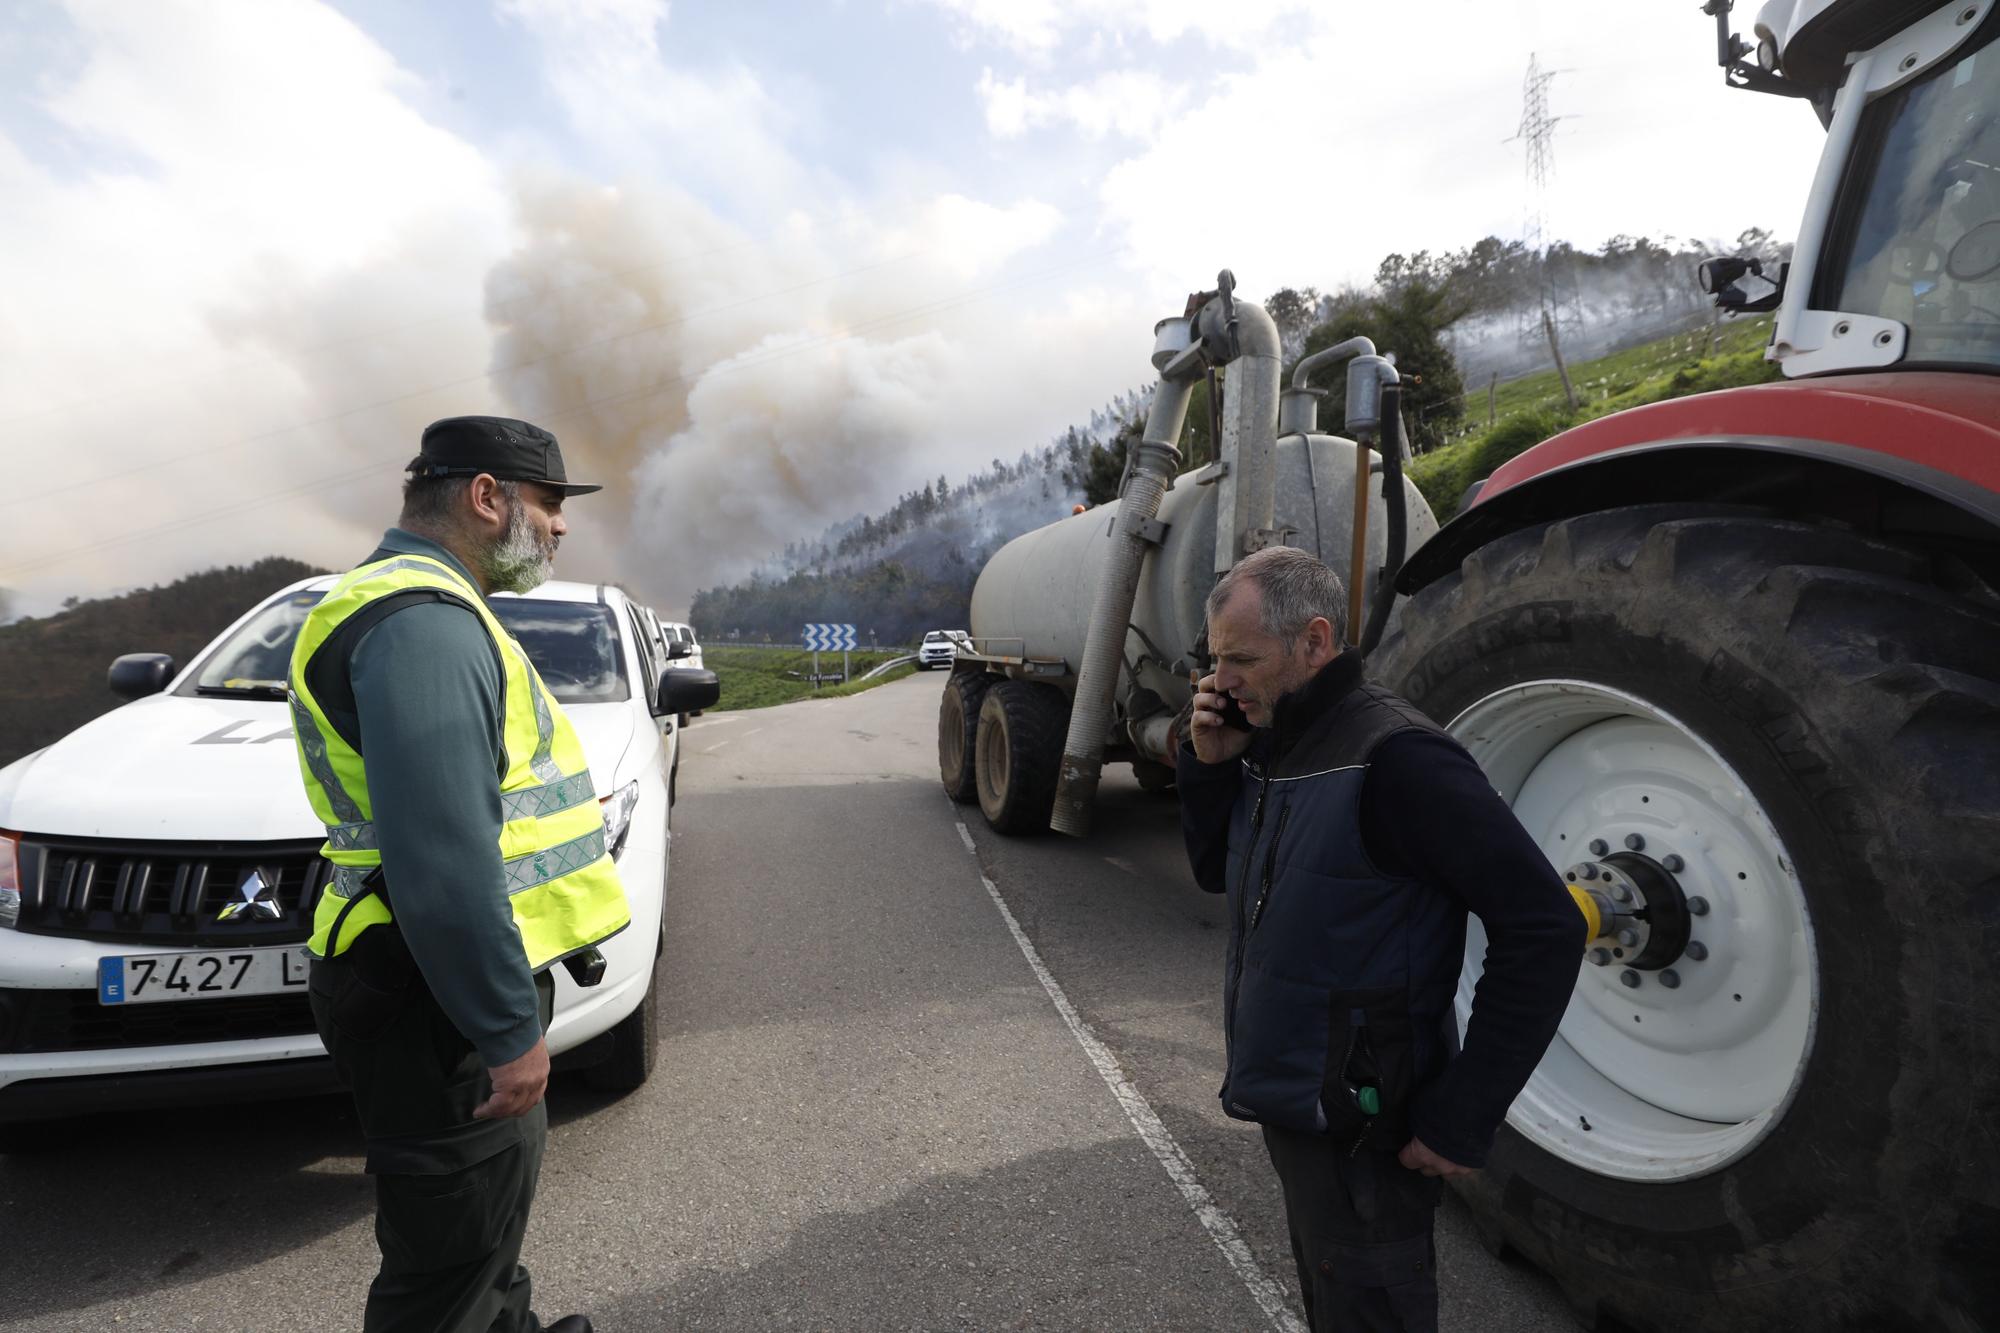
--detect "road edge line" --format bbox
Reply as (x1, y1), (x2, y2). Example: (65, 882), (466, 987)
(958, 824), (1306, 1333)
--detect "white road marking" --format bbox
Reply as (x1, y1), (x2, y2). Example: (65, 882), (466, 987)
(743, 728), (764, 738)
(958, 823), (1306, 1333)
(695, 715), (744, 727)
(1103, 856), (1139, 875)
(701, 741), (731, 754)
(956, 823), (978, 855)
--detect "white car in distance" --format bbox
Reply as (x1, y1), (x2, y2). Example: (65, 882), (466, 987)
(917, 630), (959, 671)
(0, 575), (718, 1143)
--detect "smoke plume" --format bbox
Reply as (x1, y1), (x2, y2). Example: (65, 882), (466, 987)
(480, 176), (1070, 612)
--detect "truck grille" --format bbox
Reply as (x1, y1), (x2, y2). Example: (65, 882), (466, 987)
(10, 837), (330, 947)
(0, 986), (316, 1054)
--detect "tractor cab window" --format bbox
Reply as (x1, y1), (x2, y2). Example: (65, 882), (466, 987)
(1823, 17), (2000, 370)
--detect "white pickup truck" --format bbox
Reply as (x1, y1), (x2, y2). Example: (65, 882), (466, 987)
(0, 575), (718, 1142)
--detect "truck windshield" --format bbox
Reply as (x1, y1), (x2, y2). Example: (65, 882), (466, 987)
(489, 599), (629, 703)
(1822, 19), (2000, 370)
(189, 591), (323, 697)
(181, 591), (629, 704)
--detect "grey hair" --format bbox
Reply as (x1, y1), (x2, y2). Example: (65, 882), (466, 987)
(1206, 546), (1347, 646)
(399, 470), (521, 530)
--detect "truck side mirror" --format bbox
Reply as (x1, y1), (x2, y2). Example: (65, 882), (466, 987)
(1697, 255), (1784, 313)
(655, 667), (719, 718)
(108, 653), (176, 700)
(664, 640), (693, 661)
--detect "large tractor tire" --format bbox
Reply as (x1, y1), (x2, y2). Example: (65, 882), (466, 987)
(973, 680), (1068, 834)
(1370, 503), (2000, 1332)
(938, 669), (993, 804)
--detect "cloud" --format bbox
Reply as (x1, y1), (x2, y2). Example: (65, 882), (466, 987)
(919, 0), (1310, 56)
(1084, 6), (1829, 295)
(0, 0), (513, 611)
(976, 68), (1188, 141)
(497, 0), (810, 218)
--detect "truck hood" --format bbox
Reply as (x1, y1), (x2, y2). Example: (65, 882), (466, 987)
(0, 694), (639, 842)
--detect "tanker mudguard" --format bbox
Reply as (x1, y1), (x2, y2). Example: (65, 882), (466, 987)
(1397, 373), (2000, 594)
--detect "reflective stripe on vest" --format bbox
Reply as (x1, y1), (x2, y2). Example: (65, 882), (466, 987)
(289, 552), (631, 968)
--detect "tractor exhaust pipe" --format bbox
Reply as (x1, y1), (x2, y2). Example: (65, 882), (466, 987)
(1051, 272), (1278, 837)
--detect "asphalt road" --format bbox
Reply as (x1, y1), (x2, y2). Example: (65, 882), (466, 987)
(0, 673), (1574, 1331)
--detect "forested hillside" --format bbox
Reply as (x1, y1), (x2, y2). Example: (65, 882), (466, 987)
(0, 558), (324, 768)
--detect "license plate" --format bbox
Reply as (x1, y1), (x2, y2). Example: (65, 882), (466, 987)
(98, 947), (311, 1006)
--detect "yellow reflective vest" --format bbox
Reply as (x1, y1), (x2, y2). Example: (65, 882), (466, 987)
(288, 553), (630, 968)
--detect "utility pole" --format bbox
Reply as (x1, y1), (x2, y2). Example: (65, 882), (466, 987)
(1511, 54), (1582, 411)
(1542, 308), (1577, 411)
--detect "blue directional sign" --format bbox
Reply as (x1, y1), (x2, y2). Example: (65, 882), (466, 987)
(802, 623), (857, 651)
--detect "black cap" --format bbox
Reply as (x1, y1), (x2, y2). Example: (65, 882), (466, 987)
(407, 416), (602, 496)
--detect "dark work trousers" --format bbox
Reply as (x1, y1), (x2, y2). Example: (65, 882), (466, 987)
(1262, 1125), (1443, 1333)
(309, 927), (556, 1333)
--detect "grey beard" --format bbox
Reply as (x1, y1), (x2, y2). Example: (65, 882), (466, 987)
(479, 498), (556, 594)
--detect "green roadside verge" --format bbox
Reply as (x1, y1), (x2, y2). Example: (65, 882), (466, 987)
(701, 645), (922, 711)
(1410, 315), (1782, 516)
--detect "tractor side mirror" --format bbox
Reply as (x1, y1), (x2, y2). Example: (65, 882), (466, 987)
(1697, 256), (1784, 313)
(655, 667), (719, 718)
(108, 653), (177, 700)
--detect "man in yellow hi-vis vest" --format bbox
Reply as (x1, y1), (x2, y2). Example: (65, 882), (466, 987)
(290, 416), (626, 1333)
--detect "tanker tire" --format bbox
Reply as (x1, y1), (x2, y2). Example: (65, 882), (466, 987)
(1369, 503), (2000, 1332)
(938, 669), (993, 804)
(974, 680), (1068, 835)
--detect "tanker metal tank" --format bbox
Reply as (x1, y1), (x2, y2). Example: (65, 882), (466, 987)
(940, 272), (1440, 835)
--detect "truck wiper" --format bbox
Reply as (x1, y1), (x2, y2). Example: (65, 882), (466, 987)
(195, 683), (290, 701)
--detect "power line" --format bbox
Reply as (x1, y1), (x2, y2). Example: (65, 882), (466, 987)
(1, 246), (1127, 583)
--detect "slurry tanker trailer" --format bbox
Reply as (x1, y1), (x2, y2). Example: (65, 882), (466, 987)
(940, 3), (2000, 1328)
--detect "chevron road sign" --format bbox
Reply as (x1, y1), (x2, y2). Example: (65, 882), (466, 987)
(802, 622), (858, 688)
(802, 623), (858, 651)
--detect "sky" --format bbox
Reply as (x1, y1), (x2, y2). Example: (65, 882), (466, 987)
(0, 0), (1831, 618)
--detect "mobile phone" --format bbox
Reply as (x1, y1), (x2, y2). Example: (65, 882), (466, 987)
(1217, 693), (1252, 732)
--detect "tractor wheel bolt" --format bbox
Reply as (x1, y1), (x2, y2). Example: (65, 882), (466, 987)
(1688, 896), (1710, 916)
(1611, 884), (1632, 904)
(1588, 948), (1612, 966)
(1685, 941), (1708, 961)
(1624, 833), (1646, 851)
(1619, 970), (1641, 989)
(1616, 928), (1639, 947)
(1662, 854), (1685, 873)
(1660, 970), (1682, 989)
(1589, 839), (1609, 856)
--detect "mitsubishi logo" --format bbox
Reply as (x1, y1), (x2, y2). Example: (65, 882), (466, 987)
(217, 867), (285, 922)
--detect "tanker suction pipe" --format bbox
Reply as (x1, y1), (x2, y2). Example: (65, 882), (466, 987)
(1049, 320), (1198, 837)
(1357, 376), (1408, 657)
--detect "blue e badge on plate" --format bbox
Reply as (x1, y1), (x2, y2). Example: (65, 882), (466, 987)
(98, 957), (126, 1004)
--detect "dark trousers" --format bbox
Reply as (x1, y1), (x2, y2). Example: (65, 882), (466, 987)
(1262, 1125), (1442, 1333)
(309, 929), (555, 1333)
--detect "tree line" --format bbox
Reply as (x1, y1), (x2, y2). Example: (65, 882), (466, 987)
(0, 558), (325, 768)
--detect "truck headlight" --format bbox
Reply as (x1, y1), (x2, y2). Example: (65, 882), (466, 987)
(598, 782), (641, 861)
(0, 831), (20, 929)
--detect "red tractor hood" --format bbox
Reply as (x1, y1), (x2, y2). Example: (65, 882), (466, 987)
(1480, 373), (2000, 506)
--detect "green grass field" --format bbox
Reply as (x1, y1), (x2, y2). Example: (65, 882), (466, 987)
(1409, 313), (1781, 515)
(703, 645), (921, 711)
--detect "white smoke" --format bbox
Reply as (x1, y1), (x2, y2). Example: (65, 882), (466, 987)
(477, 174), (1089, 612)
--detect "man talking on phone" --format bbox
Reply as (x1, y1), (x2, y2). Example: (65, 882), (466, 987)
(1176, 546), (1582, 1333)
